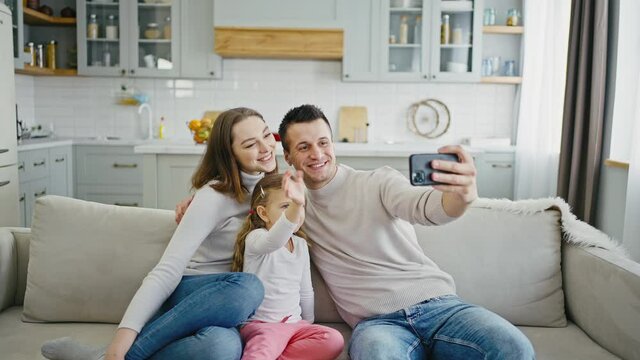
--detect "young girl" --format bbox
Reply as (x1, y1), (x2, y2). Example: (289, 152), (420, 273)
(232, 172), (344, 360)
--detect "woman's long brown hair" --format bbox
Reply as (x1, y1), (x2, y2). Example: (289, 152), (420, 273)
(191, 107), (276, 203)
(232, 174), (310, 272)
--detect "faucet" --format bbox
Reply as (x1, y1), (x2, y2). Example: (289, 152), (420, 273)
(137, 103), (153, 140)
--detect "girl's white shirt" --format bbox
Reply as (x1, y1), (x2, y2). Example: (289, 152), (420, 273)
(243, 213), (314, 323)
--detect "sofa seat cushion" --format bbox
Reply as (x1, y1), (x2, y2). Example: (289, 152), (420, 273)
(518, 324), (619, 359)
(23, 196), (176, 323)
(0, 306), (116, 360)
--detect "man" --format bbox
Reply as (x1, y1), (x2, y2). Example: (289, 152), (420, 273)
(177, 104), (534, 359)
(276, 104), (534, 360)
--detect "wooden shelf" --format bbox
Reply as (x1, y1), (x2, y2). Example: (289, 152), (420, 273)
(604, 159), (630, 170)
(16, 65), (77, 76)
(483, 25), (524, 34)
(481, 76), (522, 84)
(23, 7), (76, 26)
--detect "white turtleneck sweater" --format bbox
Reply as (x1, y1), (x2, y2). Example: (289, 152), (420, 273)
(303, 164), (458, 328)
(119, 172), (263, 332)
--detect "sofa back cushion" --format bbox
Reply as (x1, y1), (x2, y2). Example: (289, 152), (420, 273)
(23, 196), (176, 323)
(416, 205), (566, 327)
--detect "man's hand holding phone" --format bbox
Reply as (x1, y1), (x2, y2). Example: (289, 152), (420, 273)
(410, 145), (478, 215)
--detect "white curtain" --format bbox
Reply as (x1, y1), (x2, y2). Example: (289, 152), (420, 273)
(513, 0), (571, 199)
(622, 67), (640, 261)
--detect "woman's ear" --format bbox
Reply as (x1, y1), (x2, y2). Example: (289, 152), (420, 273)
(256, 205), (270, 224)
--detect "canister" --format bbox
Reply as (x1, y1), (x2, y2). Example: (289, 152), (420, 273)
(36, 44), (45, 68)
(25, 42), (36, 66)
(46, 40), (57, 69)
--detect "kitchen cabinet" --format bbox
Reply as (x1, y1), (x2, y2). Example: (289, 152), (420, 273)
(74, 145), (143, 207)
(77, 0), (181, 78)
(344, 0), (483, 82)
(4, 0), (25, 68)
(214, 0), (344, 29)
(475, 151), (514, 199)
(180, 0), (221, 79)
(17, 145), (73, 227)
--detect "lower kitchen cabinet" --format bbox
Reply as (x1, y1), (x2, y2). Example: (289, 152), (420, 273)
(475, 152), (515, 199)
(74, 145), (143, 207)
(17, 145), (73, 227)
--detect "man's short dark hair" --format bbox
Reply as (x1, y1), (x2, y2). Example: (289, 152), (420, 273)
(279, 104), (332, 151)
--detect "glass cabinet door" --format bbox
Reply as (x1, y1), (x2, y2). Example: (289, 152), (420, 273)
(381, 0), (428, 81)
(78, 0), (128, 76)
(129, 0), (179, 78)
(430, 0), (482, 81)
(4, 0), (24, 67)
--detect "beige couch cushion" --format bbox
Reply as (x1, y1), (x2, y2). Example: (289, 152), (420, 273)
(416, 205), (567, 327)
(23, 196), (176, 323)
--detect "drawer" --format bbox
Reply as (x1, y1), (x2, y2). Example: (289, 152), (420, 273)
(19, 149), (49, 182)
(75, 146), (143, 186)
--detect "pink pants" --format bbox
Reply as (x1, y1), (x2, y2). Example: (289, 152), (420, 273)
(240, 320), (344, 360)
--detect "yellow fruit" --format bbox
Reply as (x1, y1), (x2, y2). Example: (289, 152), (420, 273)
(188, 119), (201, 131)
(197, 128), (210, 140)
(200, 118), (213, 129)
(193, 134), (206, 144)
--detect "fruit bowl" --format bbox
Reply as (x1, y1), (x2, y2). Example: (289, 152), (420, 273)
(188, 118), (214, 144)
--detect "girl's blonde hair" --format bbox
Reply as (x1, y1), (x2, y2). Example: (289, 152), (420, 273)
(231, 174), (309, 272)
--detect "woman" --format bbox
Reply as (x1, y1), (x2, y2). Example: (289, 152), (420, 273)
(42, 108), (278, 360)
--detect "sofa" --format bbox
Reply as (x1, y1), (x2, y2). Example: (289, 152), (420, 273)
(0, 195), (639, 360)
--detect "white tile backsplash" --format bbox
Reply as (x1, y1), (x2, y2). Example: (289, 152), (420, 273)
(15, 59), (516, 144)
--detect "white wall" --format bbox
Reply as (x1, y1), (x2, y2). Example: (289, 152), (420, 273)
(15, 59), (516, 144)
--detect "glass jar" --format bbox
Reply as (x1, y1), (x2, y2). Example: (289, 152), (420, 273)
(440, 15), (450, 44)
(46, 40), (57, 69)
(87, 14), (99, 39)
(25, 42), (36, 66)
(163, 16), (172, 39)
(144, 23), (161, 39)
(36, 44), (44, 68)
(507, 9), (520, 26)
(483, 8), (496, 26)
(105, 15), (118, 40)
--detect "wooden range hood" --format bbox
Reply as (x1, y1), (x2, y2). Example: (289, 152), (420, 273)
(214, 27), (343, 60)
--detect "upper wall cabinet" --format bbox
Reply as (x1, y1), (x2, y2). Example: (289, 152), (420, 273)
(78, 0), (220, 79)
(5, 0), (25, 68)
(344, 0), (483, 82)
(214, 0), (344, 29)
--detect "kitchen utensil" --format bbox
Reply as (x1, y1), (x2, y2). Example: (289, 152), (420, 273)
(338, 107), (368, 143)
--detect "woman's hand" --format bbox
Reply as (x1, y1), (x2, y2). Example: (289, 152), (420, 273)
(430, 145), (478, 217)
(175, 194), (194, 224)
(104, 328), (137, 360)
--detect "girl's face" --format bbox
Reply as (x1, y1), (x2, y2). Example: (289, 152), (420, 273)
(257, 189), (304, 231)
(231, 116), (277, 175)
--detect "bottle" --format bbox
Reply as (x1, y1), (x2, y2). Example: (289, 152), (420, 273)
(103, 44), (111, 67)
(158, 117), (166, 139)
(36, 44), (44, 68)
(46, 40), (57, 69)
(163, 16), (172, 39)
(413, 15), (422, 44)
(483, 8), (496, 26)
(452, 25), (463, 44)
(399, 16), (409, 44)
(105, 15), (118, 40)
(507, 9), (520, 26)
(87, 14), (99, 39)
(441, 15), (450, 44)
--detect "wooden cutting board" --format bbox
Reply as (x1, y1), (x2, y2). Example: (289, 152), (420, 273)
(338, 106), (369, 143)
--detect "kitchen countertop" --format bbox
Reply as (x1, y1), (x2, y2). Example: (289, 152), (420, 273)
(134, 141), (515, 157)
(17, 137), (160, 151)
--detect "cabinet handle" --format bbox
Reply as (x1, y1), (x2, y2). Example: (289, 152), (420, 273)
(33, 160), (46, 167)
(19, 194), (25, 202)
(344, 74), (350, 78)
(114, 202), (139, 207)
(18, 163), (24, 171)
(210, 71), (215, 76)
(121, 69), (126, 76)
(34, 189), (47, 197)
(55, 157), (65, 163)
(130, 69), (135, 74)
(491, 164), (513, 169)
(0, 148), (8, 154)
(113, 163), (138, 168)
(0, 180), (9, 187)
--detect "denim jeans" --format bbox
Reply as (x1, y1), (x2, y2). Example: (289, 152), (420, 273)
(349, 295), (535, 360)
(125, 272), (264, 360)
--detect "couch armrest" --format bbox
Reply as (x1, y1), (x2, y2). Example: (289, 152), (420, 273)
(0, 228), (18, 312)
(563, 243), (640, 360)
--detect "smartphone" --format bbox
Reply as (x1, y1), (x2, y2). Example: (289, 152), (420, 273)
(409, 153), (459, 186)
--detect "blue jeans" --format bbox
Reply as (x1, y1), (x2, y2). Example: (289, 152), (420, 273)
(125, 272), (264, 360)
(349, 295), (535, 360)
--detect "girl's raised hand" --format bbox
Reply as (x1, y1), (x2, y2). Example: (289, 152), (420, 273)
(283, 170), (306, 206)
